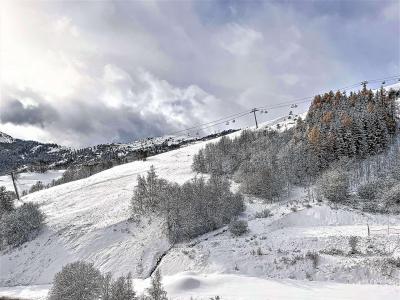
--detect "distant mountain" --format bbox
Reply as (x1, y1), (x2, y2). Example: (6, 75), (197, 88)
(0, 130), (238, 176)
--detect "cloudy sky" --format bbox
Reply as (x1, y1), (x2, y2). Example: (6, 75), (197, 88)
(0, 0), (399, 147)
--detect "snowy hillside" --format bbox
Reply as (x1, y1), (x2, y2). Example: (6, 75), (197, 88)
(1, 84), (399, 299)
(1, 115), (400, 299)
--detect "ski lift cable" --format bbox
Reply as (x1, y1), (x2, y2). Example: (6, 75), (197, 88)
(162, 75), (400, 137)
(166, 109), (253, 136)
(255, 75), (400, 111)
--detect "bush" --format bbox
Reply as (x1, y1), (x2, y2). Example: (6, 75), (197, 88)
(254, 209), (273, 218)
(305, 251), (319, 268)
(49, 261), (103, 300)
(29, 181), (45, 193)
(348, 236), (358, 254)
(383, 183), (400, 206)
(320, 169), (349, 202)
(229, 220), (248, 236)
(0, 186), (14, 217)
(0, 202), (45, 249)
(357, 181), (380, 200)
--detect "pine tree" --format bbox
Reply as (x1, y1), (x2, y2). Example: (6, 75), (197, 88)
(146, 270), (167, 300)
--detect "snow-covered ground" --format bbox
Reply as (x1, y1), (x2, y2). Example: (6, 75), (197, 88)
(1, 273), (400, 300)
(0, 170), (65, 193)
(0, 87), (399, 299)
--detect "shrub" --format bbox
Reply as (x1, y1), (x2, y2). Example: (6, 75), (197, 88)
(305, 251), (319, 268)
(320, 169), (349, 202)
(254, 209), (273, 218)
(357, 181), (380, 200)
(229, 220), (248, 236)
(0, 186), (14, 217)
(0, 202), (45, 249)
(29, 181), (45, 193)
(383, 183), (400, 206)
(348, 236), (358, 254)
(48, 261), (103, 300)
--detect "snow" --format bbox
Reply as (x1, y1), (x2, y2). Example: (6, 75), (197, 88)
(1, 273), (399, 300)
(0, 170), (65, 192)
(0, 131), (14, 143)
(0, 83), (399, 298)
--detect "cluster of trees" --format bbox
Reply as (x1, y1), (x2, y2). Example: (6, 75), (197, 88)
(192, 88), (399, 205)
(192, 129), (301, 201)
(49, 261), (168, 300)
(131, 167), (244, 243)
(305, 88), (398, 170)
(0, 186), (45, 249)
(316, 147), (400, 213)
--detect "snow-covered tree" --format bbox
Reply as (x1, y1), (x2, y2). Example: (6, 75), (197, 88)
(146, 270), (167, 300)
(48, 261), (103, 300)
(0, 202), (45, 249)
(319, 168), (349, 202)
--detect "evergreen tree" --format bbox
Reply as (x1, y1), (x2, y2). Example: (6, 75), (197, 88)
(146, 270), (167, 300)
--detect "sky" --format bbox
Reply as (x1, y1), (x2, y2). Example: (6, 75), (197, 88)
(0, 0), (399, 147)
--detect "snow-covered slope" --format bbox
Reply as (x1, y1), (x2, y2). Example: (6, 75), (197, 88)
(1, 84), (400, 299)
(0, 134), (218, 286)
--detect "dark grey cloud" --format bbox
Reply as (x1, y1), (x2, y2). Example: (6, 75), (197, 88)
(0, 96), (58, 128)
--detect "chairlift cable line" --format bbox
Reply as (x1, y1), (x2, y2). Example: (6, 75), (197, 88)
(161, 75), (400, 137)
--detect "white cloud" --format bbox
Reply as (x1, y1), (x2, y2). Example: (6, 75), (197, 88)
(219, 23), (263, 56)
